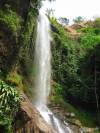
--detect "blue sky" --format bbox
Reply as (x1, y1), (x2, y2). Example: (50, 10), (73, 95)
(42, 0), (100, 23)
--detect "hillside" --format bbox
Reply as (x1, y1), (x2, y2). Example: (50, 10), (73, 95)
(50, 18), (100, 130)
(0, 0), (100, 133)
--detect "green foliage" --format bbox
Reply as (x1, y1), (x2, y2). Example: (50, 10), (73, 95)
(51, 85), (97, 127)
(0, 10), (22, 35)
(52, 83), (63, 95)
(51, 17), (100, 118)
(94, 130), (100, 133)
(6, 71), (23, 86)
(21, 7), (37, 45)
(80, 27), (96, 34)
(33, 0), (42, 9)
(51, 18), (81, 84)
(0, 80), (20, 133)
(94, 17), (100, 28)
(73, 16), (84, 23)
(80, 34), (100, 48)
(79, 26), (100, 48)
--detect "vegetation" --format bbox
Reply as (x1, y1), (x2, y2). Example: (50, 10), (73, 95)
(50, 17), (100, 127)
(73, 16), (85, 23)
(58, 17), (69, 25)
(50, 87), (97, 127)
(0, 9), (22, 35)
(1, 0), (100, 131)
(0, 80), (20, 133)
(21, 7), (37, 45)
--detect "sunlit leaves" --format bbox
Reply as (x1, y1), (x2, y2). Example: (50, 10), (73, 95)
(0, 80), (20, 133)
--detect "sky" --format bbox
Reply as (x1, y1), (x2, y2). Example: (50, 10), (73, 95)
(42, 0), (100, 23)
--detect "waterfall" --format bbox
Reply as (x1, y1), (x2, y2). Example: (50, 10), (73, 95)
(33, 10), (51, 108)
(33, 7), (73, 133)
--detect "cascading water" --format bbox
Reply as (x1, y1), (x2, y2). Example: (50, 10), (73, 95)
(33, 6), (73, 133)
(33, 10), (51, 108)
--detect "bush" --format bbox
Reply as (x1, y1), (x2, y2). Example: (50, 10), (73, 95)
(0, 80), (20, 133)
(80, 34), (100, 48)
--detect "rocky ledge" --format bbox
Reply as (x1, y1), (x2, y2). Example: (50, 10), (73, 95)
(13, 94), (56, 133)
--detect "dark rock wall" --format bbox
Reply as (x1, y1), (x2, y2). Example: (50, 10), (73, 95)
(0, 0), (37, 75)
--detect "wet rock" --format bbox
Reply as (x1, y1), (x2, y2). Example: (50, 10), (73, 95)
(73, 119), (82, 127)
(70, 113), (75, 118)
(13, 93), (56, 133)
(67, 119), (82, 128)
(82, 127), (99, 133)
(65, 113), (75, 118)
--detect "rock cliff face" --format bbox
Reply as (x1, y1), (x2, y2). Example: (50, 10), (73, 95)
(0, 0), (56, 133)
(0, 22), (18, 72)
(13, 94), (56, 133)
(0, 0), (30, 18)
(0, 0), (36, 74)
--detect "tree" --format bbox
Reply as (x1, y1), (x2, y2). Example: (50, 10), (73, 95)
(58, 17), (69, 25)
(73, 16), (84, 23)
(46, 8), (55, 17)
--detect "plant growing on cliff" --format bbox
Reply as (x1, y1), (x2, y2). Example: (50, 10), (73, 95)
(21, 7), (37, 45)
(0, 80), (20, 133)
(0, 10), (22, 36)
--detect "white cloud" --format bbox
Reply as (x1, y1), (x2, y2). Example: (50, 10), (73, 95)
(42, 0), (100, 23)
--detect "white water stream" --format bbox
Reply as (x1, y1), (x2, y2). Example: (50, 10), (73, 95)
(33, 7), (73, 133)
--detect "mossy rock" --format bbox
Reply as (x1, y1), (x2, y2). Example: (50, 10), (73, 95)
(6, 71), (23, 86)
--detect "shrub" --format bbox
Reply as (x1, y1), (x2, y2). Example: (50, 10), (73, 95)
(0, 80), (20, 133)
